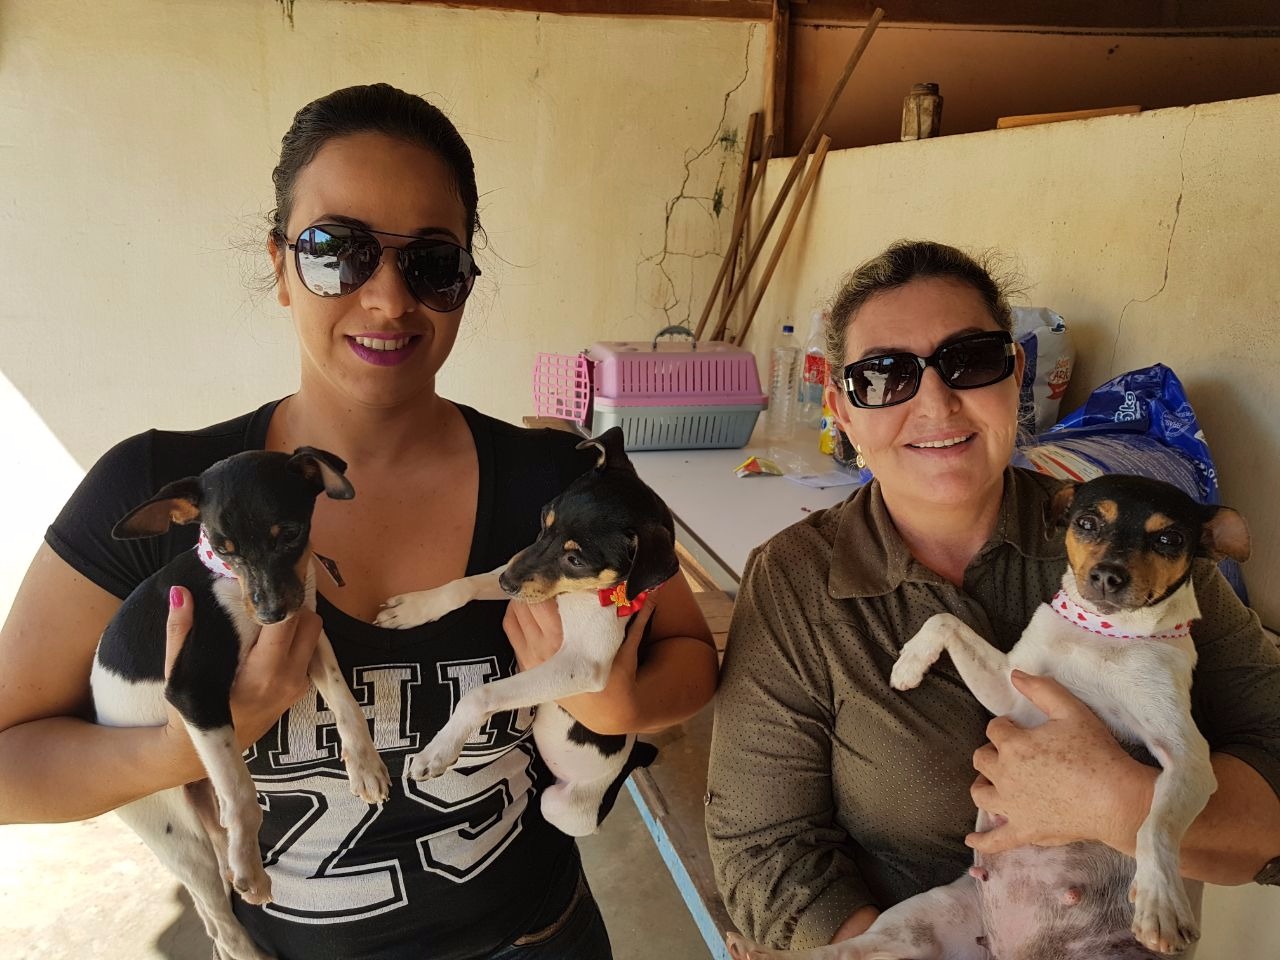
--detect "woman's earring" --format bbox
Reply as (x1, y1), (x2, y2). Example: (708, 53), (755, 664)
(854, 445), (866, 469)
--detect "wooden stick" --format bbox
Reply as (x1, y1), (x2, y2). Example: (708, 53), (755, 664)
(733, 135), (831, 347)
(720, 111), (760, 335)
(711, 7), (883, 340)
(692, 130), (774, 339)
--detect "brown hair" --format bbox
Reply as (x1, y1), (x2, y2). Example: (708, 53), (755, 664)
(824, 240), (1014, 373)
(268, 83), (481, 247)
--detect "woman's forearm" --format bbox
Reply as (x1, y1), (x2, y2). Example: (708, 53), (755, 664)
(559, 634), (718, 735)
(629, 634), (719, 733)
(0, 716), (202, 824)
(1115, 752), (1280, 884)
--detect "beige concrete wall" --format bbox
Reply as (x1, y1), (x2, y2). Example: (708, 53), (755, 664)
(0, 0), (761, 610)
(739, 94), (1280, 631)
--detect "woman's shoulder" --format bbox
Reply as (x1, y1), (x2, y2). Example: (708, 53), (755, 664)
(740, 494), (851, 597)
(45, 401), (278, 600)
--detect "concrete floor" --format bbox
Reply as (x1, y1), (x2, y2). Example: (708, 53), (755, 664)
(0, 792), (710, 960)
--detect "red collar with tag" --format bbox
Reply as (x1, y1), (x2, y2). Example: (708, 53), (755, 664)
(598, 579), (665, 617)
(1050, 589), (1193, 642)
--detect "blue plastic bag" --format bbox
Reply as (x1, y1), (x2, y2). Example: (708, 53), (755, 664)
(1015, 364), (1246, 602)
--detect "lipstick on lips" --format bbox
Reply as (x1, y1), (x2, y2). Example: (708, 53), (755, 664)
(346, 332), (421, 367)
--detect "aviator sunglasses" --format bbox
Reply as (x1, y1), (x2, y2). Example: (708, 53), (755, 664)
(839, 330), (1016, 409)
(286, 223), (480, 313)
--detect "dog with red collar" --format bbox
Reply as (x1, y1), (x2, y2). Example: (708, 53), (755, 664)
(377, 426), (677, 836)
(727, 473), (1252, 960)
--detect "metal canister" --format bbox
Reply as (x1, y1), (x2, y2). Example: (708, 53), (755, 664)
(901, 82), (943, 141)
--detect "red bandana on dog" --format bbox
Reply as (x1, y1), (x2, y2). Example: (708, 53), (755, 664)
(1050, 590), (1193, 642)
(597, 580), (663, 617)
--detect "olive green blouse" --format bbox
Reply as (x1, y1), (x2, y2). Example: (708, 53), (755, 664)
(706, 468), (1280, 949)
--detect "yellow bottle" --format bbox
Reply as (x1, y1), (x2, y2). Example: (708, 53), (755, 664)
(819, 401), (837, 455)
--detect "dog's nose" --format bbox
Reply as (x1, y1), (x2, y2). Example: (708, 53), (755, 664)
(1089, 563), (1130, 594)
(257, 607), (287, 624)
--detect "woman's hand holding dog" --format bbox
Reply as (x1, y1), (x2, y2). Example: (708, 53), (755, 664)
(966, 670), (1154, 856)
(162, 587), (324, 761)
(504, 598), (652, 735)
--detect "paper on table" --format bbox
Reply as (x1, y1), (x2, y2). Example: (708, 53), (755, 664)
(785, 471), (863, 489)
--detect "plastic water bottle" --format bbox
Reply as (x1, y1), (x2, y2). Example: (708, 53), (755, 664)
(766, 323), (800, 440)
(798, 310), (827, 429)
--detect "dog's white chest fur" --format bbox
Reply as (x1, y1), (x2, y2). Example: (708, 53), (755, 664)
(1003, 583), (1201, 741)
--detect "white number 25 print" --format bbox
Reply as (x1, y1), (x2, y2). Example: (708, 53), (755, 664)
(250, 658), (536, 923)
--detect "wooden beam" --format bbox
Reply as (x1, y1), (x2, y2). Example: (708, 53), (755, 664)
(366, 1), (1280, 31)
(789, 0), (1280, 34)
(764, 1), (790, 156)
(367, 0), (774, 19)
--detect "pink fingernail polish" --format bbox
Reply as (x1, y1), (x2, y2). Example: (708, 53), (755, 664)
(170, 587), (184, 608)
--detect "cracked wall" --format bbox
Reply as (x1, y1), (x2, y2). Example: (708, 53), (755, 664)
(634, 24), (761, 331)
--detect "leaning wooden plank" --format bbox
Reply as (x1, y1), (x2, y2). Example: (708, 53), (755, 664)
(694, 114), (765, 340)
(711, 7), (884, 341)
(734, 134), (832, 346)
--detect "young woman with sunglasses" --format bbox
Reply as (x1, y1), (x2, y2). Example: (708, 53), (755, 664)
(0, 83), (717, 959)
(706, 240), (1280, 949)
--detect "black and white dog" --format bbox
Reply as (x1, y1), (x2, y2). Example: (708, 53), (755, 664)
(728, 474), (1251, 960)
(376, 427), (675, 836)
(91, 448), (389, 960)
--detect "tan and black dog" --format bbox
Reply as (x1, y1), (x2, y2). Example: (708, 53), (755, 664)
(377, 426), (675, 836)
(729, 473), (1250, 960)
(92, 449), (389, 960)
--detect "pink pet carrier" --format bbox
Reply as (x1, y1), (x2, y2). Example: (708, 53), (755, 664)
(532, 326), (766, 451)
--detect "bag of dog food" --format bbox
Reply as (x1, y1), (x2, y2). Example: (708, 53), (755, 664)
(1015, 363), (1247, 602)
(1014, 307), (1075, 436)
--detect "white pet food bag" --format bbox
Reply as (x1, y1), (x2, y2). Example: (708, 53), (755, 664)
(1014, 307), (1074, 435)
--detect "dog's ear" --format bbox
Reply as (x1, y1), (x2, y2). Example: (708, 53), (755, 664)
(289, 447), (355, 500)
(576, 427), (633, 472)
(1200, 505), (1251, 563)
(625, 522), (679, 597)
(1045, 483), (1078, 535)
(112, 477), (203, 539)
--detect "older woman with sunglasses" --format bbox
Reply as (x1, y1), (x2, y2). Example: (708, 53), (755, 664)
(706, 240), (1280, 950)
(0, 84), (717, 960)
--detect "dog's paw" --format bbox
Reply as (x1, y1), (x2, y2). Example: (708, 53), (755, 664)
(345, 745), (391, 804)
(889, 625), (950, 691)
(230, 862), (273, 906)
(376, 583), (472, 629)
(890, 645), (941, 692)
(374, 592), (433, 629)
(725, 932), (777, 960)
(408, 739), (464, 781)
(1130, 876), (1199, 954)
(213, 929), (276, 960)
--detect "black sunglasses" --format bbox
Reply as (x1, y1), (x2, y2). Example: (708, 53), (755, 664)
(286, 223), (480, 313)
(839, 330), (1016, 409)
